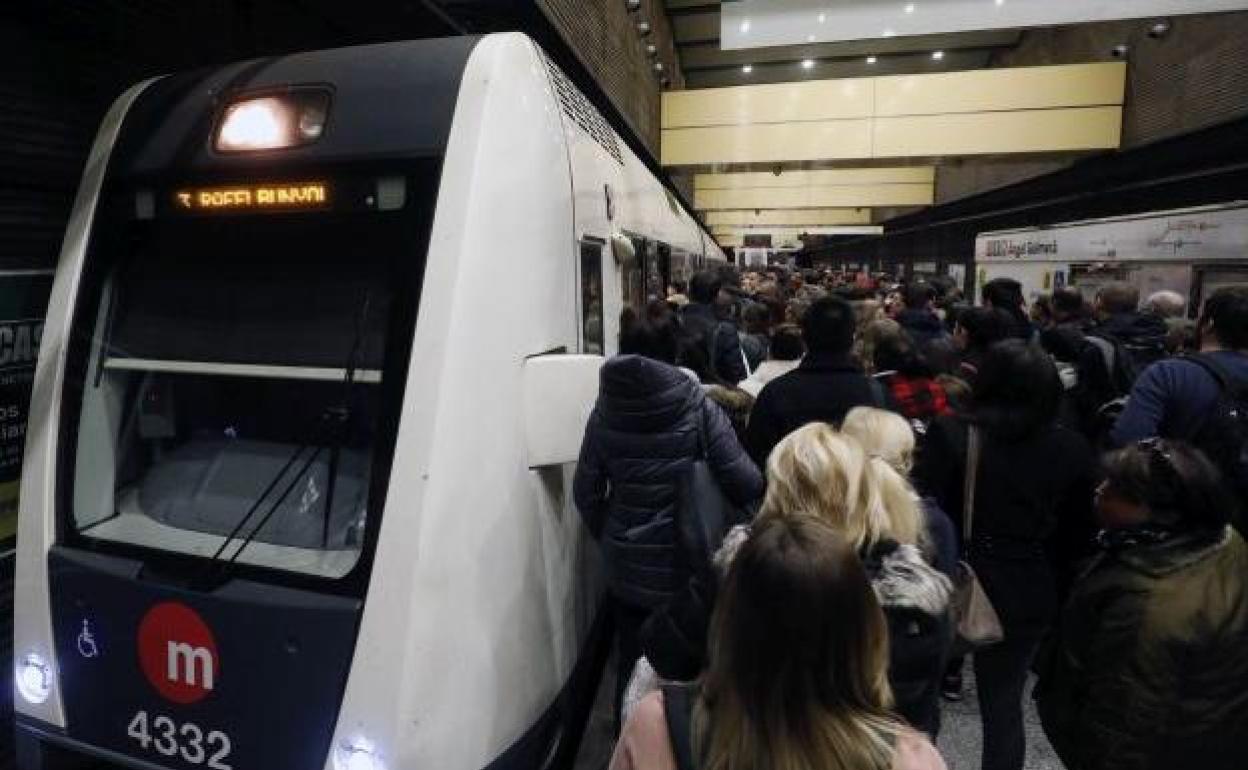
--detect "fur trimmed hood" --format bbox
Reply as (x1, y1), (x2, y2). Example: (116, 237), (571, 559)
(712, 524), (953, 617)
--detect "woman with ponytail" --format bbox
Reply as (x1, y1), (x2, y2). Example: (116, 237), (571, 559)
(635, 424), (952, 737)
(612, 516), (947, 770)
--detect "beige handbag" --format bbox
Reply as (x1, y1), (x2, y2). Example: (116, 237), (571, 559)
(951, 425), (1005, 654)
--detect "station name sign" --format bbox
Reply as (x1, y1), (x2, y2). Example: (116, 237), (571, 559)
(173, 182), (329, 212)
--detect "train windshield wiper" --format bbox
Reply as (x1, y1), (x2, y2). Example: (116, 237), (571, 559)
(199, 290), (373, 584)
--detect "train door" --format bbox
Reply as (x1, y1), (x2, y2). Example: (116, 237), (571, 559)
(578, 238), (606, 355)
(1194, 265), (1248, 313)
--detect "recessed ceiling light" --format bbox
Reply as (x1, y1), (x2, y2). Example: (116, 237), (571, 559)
(740, 19), (751, 34)
(866, 55), (878, 64)
(818, 12), (827, 23)
(932, 50), (945, 60)
(742, 64), (753, 73)
(995, 0), (1005, 5)
(801, 59), (816, 70)
(905, 3), (916, 13)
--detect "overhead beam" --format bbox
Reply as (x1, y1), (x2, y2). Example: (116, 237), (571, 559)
(694, 167), (935, 210)
(696, 167), (934, 188)
(705, 208), (873, 227)
(697, 183), (933, 209)
(661, 62), (1125, 166)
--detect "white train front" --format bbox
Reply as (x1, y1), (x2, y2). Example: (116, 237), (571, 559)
(12, 33), (723, 770)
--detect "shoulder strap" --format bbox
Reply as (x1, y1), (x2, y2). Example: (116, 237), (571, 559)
(962, 425), (981, 548)
(868, 375), (888, 409)
(1187, 353), (1247, 394)
(662, 684), (698, 770)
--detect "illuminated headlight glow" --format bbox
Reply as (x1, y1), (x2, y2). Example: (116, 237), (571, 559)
(16, 652), (53, 705)
(333, 737), (385, 770)
(218, 98), (292, 151)
(215, 89), (330, 153)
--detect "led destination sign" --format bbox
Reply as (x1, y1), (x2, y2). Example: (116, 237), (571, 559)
(173, 182), (329, 212)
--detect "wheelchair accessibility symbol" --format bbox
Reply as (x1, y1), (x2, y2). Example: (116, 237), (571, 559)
(77, 619), (99, 659)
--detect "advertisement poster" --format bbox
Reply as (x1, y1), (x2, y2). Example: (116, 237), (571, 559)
(0, 271), (53, 545)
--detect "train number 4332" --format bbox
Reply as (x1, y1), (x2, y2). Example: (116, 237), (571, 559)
(127, 710), (232, 769)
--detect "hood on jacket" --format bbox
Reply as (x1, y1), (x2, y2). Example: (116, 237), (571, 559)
(597, 354), (703, 433)
(1111, 526), (1233, 578)
(1097, 312), (1169, 346)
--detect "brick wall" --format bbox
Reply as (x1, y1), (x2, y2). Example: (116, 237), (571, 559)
(538, 0), (683, 158)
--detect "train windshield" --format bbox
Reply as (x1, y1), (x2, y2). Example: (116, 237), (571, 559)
(61, 178), (428, 582)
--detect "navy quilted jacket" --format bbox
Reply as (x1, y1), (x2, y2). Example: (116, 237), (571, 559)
(573, 355), (763, 609)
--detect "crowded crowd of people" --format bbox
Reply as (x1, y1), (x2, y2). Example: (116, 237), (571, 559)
(575, 264), (1248, 770)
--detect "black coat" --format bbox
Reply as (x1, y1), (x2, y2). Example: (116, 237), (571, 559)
(917, 416), (1098, 630)
(743, 351), (894, 468)
(573, 355), (764, 609)
(679, 302), (748, 385)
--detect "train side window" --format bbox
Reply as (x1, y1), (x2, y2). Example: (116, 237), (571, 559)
(579, 241), (604, 355)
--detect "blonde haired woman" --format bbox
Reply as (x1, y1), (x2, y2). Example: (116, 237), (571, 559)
(842, 407), (958, 578)
(638, 424), (952, 736)
(612, 516), (947, 770)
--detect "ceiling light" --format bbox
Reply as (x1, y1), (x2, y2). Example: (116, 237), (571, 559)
(636, 20), (651, 36)
(905, 3), (916, 13)
(645, 43), (658, 57)
(807, 34), (816, 42)
(740, 19), (751, 34)
(653, 61), (665, 73)
(866, 55), (878, 64)
(742, 64), (753, 74)
(932, 50), (945, 60)
(818, 12), (826, 23)
(626, 0), (641, 10)
(995, 0), (1005, 5)
(801, 59), (815, 70)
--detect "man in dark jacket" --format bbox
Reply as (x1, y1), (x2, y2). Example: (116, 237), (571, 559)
(896, 282), (950, 348)
(572, 300), (763, 727)
(1112, 287), (1248, 525)
(982, 277), (1036, 342)
(744, 295), (892, 468)
(679, 270), (748, 385)
(1087, 283), (1169, 395)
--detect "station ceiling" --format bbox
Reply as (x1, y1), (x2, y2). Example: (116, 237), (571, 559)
(664, 0), (1023, 88)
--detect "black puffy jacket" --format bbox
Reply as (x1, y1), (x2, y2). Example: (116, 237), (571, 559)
(573, 355), (764, 609)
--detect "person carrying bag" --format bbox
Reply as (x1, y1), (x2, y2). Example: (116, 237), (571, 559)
(950, 425), (1004, 655)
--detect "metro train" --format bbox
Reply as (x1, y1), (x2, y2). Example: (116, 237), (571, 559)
(13, 33), (724, 770)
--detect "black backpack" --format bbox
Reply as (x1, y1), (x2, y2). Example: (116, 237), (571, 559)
(1186, 354), (1248, 517)
(1088, 333), (1167, 397)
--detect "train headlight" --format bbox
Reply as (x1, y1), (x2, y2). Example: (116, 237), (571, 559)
(333, 736), (384, 770)
(15, 652), (54, 705)
(215, 89), (330, 153)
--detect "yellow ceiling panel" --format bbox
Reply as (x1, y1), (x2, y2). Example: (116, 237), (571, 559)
(661, 78), (873, 129)
(696, 183), (933, 210)
(662, 120), (874, 165)
(661, 62), (1125, 168)
(873, 106), (1123, 157)
(705, 208), (873, 226)
(695, 167), (935, 189)
(874, 62), (1126, 117)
